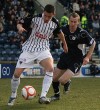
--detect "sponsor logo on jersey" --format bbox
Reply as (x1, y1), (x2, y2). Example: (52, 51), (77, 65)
(35, 31), (47, 39)
(69, 35), (76, 40)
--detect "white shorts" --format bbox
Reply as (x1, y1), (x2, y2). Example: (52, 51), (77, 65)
(16, 50), (52, 68)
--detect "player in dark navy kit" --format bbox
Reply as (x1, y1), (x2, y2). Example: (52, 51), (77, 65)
(8, 4), (68, 106)
(51, 12), (96, 101)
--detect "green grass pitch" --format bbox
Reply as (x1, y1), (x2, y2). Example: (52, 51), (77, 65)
(0, 77), (100, 110)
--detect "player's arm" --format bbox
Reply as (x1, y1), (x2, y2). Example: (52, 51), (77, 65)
(53, 19), (68, 53)
(86, 40), (96, 60)
(83, 31), (96, 65)
(17, 23), (27, 34)
(83, 41), (96, 65)
(57, 32), (68, 53)
(17, 16), (33, 34)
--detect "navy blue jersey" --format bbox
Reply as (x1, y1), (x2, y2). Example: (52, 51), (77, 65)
(61, 25), (94, 58)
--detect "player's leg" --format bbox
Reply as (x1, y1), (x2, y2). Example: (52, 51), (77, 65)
(8, 51), (34, 106)
(39, 57), (54, 104)
(51, 67), (65, 101)
(63, 79), (71, 94)
(59, 69), (74, 85)
(8, 68), (24, 106)
(51, 69), (73, 101)
(52, 69), (71, 95)
(52, 80), (71, 100)
(52, 69), (74, 100)
(63, 70), (81, 93)
(51, 52), (70, 101)
(63, 69), (81, 94)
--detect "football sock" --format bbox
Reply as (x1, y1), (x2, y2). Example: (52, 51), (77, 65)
(64, 80), (71, 91)
(11, 76), (20, 98)
(40, 72), (53, 98)
(52, 81), (60, 97)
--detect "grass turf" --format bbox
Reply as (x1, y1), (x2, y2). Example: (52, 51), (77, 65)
(0, 77), (100, 110)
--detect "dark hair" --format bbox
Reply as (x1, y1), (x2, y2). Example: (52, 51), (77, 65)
(44, 4), (55, 13)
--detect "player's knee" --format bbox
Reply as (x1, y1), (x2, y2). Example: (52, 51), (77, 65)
(53, 75), (58, 82)
(46, 67), (54, 72)
(14, 68), (24, 78)
(14, 74), (20, 78)
(53, 77), (57, 82)
(14, 72), (20, 78)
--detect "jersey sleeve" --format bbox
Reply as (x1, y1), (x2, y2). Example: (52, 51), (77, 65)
(32, 16), (36, 25)
(81, 30), (95, 46)
(53, 19), (62, 35)
(18, 17), (32, 30)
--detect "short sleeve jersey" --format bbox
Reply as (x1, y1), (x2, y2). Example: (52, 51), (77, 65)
(20, 14), (61, 52)
(61, 25), (94, 58)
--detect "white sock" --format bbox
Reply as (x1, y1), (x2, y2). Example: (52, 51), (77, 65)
(40, 72), (53, 98)
(11, 76), (20, 98)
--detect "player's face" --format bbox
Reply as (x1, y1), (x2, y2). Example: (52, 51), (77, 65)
(69, 16), (79, 30)
(43, 11), (54, 23)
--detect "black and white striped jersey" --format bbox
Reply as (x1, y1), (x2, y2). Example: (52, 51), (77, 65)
(21, 13), (61, 52)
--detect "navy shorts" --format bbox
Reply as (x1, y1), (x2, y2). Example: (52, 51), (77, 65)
(57, 52), (83, 74)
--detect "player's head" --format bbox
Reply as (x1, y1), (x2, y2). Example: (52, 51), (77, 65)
(69, 12), (80, 29)
(43, 4), (55, 23)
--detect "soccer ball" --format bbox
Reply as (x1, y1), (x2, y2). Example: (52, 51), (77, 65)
(21, 85), (36, 100)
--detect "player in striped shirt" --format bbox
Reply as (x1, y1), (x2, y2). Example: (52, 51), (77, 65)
(8, 4), (68, 106)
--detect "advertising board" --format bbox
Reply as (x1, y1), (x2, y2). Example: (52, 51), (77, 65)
(0, 64), (100, 78)
(1, 64), (15, 78)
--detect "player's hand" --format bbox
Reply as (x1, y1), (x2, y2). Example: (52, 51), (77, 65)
(18, 27), (27, 34)
(17, 24), (27, 34)
(82, 57), (89, 65)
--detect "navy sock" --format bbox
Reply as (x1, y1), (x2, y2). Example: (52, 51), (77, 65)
(52, 81), (60, 97)
(64, 80), (71, 91)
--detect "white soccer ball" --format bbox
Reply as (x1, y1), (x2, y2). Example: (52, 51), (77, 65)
(21, 85), (36, 100)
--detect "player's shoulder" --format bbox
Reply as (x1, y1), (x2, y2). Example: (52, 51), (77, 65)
(78, 27), (88, 33)
(61, 25), (69, 30)
(78, 27), (91, 37)
(51, 17), (59, 24)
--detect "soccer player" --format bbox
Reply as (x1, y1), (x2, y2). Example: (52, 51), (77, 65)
(51, 12), (96, 101)
(8, 4), (68, 106)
